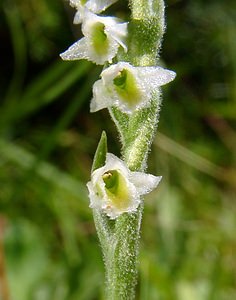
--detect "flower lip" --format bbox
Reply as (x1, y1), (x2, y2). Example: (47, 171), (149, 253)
(87, 153), (162, 219)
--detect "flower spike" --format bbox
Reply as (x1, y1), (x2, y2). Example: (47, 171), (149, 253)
(60, 11), (127, 65)
(87, 153), (161, 219)
(91, 62), (176, 113)
(70, 0), (118, 24)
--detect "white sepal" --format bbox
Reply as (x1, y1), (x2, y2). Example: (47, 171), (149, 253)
(86, 0), (118, 14)
(70, 0), (118, 24)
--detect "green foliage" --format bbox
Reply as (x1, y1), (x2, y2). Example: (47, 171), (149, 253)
(0, 0), (236, 299)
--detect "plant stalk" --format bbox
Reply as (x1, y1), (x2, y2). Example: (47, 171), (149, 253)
(95, 1), (166, 299)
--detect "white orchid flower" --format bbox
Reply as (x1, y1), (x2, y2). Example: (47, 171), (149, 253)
(87, 153), (161, 219)
(70, 0), (118, 24)
(60, 11), (127, 65)
(90, 62), (176, 113)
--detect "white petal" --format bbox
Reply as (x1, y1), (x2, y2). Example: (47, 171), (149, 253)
(82, 12), (127, 44)
(101, 62), (131, 85)
(105, 22), (128, 51)
(103, 63), (176, 89)
(131, 172), (162, 195)
(87, 181), (101, 209)
(60, 38), (89, 61)
(60, 37), (120, 65)
(69, 0), (81, 9)
(105, 153), (130, 176)
(90, 80), (113, 112)
(86, 0), (118, 13)
(73, 9), (84, 24)
(136, 66), (176, 88)
(81, 11), (108, 36)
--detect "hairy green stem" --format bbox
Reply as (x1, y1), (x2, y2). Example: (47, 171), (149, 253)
(128, 0), (165, 66)
(93, 1), (166, 299)
(105, 208), (142, 299)
(103, 96), (161, 298)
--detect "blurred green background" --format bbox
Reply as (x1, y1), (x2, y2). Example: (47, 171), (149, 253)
(0, 0), (236, 299)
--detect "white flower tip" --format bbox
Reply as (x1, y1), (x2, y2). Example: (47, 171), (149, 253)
(154, 68), (176, 86)
(167, 70), (176, 82)
(86, 0), (118, 13)
(147, 175), (162, 191)
(90, 98), (100, 112)
(60, 51), (76, 61)
(59, 52), (68, 60)
(73, 11), (83, 24)
(153, 175), (162, 189)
